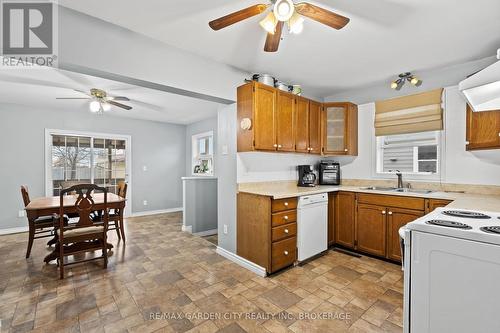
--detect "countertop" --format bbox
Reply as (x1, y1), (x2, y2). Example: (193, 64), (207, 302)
(237, 182), (500, 212)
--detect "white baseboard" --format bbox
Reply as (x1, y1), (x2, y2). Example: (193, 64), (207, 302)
(216, 246), (267, 277)
(193, 229), (218, 237)
(182, 225), (192, 233)
(0, 226), (29, 235)
(131, 207), (182, 217)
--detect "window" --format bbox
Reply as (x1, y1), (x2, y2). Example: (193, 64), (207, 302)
(376, 131), (440, 176)
(192, 131), (214, 176)
(47, 131), (129, 197)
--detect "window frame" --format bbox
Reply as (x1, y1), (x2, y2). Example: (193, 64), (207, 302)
(191, 131), (214, 176)
(373, 130), (445, 182)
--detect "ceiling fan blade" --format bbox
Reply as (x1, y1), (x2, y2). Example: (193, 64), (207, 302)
(264, 21), (284, 52)
(111, 96), (130, 101)
(295, 2), (350, 30)
(209, 4), (268, 30)
(107, 100), (132, 110)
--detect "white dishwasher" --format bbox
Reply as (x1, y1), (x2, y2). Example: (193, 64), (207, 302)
(297, 193), (328, 262)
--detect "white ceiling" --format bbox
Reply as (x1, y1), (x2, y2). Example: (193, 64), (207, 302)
(0, 68), (221, 124)
(60, 0), (500, 97)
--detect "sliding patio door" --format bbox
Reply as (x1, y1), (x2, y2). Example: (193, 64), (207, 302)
(46, 130), (131, 216)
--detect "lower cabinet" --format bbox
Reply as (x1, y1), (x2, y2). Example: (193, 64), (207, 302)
(334, 192), (356, 249)
(237, 193), (297, 274)
(387, 208), (424, 261)
(425, 198), (453, 214)
(356, 204), (387, 257)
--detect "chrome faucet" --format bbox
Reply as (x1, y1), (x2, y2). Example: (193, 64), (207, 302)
(390, 170), (404, 188)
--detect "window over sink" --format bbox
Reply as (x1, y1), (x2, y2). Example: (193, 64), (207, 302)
(376, 131), (441, 178)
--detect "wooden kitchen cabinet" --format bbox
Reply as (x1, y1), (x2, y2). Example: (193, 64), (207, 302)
(334, 191), (356, 249)
(309, 101), (322, 154)
(237, 193), (297, 274)
(425, 198), (452, 214)
(276, 91), (296, 152)
(356, 203), (387, 257)
(328, 193), (335, 246)
(466, 105), (500, 151)
(295, 97), (310, 153)
(253, 83), (277, 151)
(387, 207), (424, 261)
(322, 102), (358, 156)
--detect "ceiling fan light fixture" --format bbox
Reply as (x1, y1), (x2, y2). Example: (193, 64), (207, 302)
(274, 0), (294, 22)
(102, 102), (111, 111)
(89, 100), (101, 113)
(259, 12), (278, 34)
(288, 12), (304, 34)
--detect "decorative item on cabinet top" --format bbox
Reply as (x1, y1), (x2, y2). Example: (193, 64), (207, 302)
(237, 81), (358, 156)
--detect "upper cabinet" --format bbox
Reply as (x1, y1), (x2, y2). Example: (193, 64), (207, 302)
(237, 82), (358, 155)
(322, 103), (358, 156)
(466, 105), (500, 151)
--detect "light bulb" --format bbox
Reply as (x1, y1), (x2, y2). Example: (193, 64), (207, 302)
(391, 81), (399, 90)
(274, 0), (294, 22)
(259, 12), (278, 34)
(288, 12), (304, 34)
(102, 103), (111, 111)
(410, 77), (419, 85)
(89, 100), (101, 112)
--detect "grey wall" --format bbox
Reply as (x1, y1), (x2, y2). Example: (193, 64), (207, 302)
(0, 104), (186, 230)
(216, 104), (237, 253)
(185, 117), (218, 176)
(183, 178), (217, 234)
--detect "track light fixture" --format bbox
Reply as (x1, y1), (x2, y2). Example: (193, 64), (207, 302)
(391, 72), (423, 91)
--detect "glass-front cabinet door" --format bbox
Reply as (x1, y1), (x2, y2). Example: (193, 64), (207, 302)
(324, 104), (347, 154)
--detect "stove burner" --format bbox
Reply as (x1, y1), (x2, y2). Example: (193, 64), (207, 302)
(426, 219), (472, 229)
(443, 210), (491, 219)
(480, 226), (500, 234)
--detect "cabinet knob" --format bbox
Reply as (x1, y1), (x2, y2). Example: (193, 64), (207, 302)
(278, 145), (282, 148)
(273, 144), (278, 148)
(284, 229), (289, 234)
(344, 148), (348, 152)
(284, 202), (289, 206)
(388, 211), (393, 215)
(284, 215), (289, 220)
(284, 251), (289, 256)
(382, 210), (386, 215)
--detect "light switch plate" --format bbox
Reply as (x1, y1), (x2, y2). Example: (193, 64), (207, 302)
(223, 224), (228, 234)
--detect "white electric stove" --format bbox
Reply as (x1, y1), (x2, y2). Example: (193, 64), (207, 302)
(402, 207), (500, 333)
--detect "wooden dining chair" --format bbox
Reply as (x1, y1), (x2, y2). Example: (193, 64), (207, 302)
(56, 184), (109, 279)
(108, 182), (128, 241)
(21, 185), (60, 258)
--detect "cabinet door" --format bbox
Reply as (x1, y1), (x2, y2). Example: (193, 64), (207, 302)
(466, 105), (500, 150)
(425, 199), (452, 214)
(387, 208), (424, 261)
(328, 193), (335, 246)
(323, 104), (347, 154)
(309, 101), (322, 154)
(254, 84), (277, 151)
(356, 203), (387, 257)
(295, 97), (310, 153)
(335, 192), (355, 248)
(276, 91), (296, 152)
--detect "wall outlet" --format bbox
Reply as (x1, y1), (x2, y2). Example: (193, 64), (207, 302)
(222, 145), (228, 155)
(18, 210), (25, 218)
(143, 165), (148, 172)
(143, 200), (148, 206)
(223, 224), (228, 234)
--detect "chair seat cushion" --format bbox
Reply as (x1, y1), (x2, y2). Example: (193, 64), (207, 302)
(34, 215), (56, 224)
(57, 225), (104, 238)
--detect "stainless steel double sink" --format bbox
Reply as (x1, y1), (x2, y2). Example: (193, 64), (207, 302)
(359, 186), (434, 194)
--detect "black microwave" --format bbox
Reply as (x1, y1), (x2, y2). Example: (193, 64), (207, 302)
(319, 161), (340, 185)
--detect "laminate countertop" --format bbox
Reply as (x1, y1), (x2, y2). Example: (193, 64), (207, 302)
(237, 182), (500, 212)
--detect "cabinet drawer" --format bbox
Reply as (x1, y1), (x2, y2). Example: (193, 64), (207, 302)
(271, 237), (297, 273)
(272, 210), (297, 227)
(357, 193), (425, 211)
(272, 197), (297, 212)
(272, 222), (297, 242)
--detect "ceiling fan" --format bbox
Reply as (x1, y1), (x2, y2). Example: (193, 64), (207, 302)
(56, 88), (132, 114)
(209, 0), (350, 52)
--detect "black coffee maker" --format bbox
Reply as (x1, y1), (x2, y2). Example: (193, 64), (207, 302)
(298, 165), (317, 187)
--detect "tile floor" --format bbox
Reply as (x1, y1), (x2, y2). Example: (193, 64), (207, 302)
(0, 213), (403, 333)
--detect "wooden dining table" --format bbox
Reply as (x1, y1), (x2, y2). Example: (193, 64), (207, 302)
(25, 193), (126, 263)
